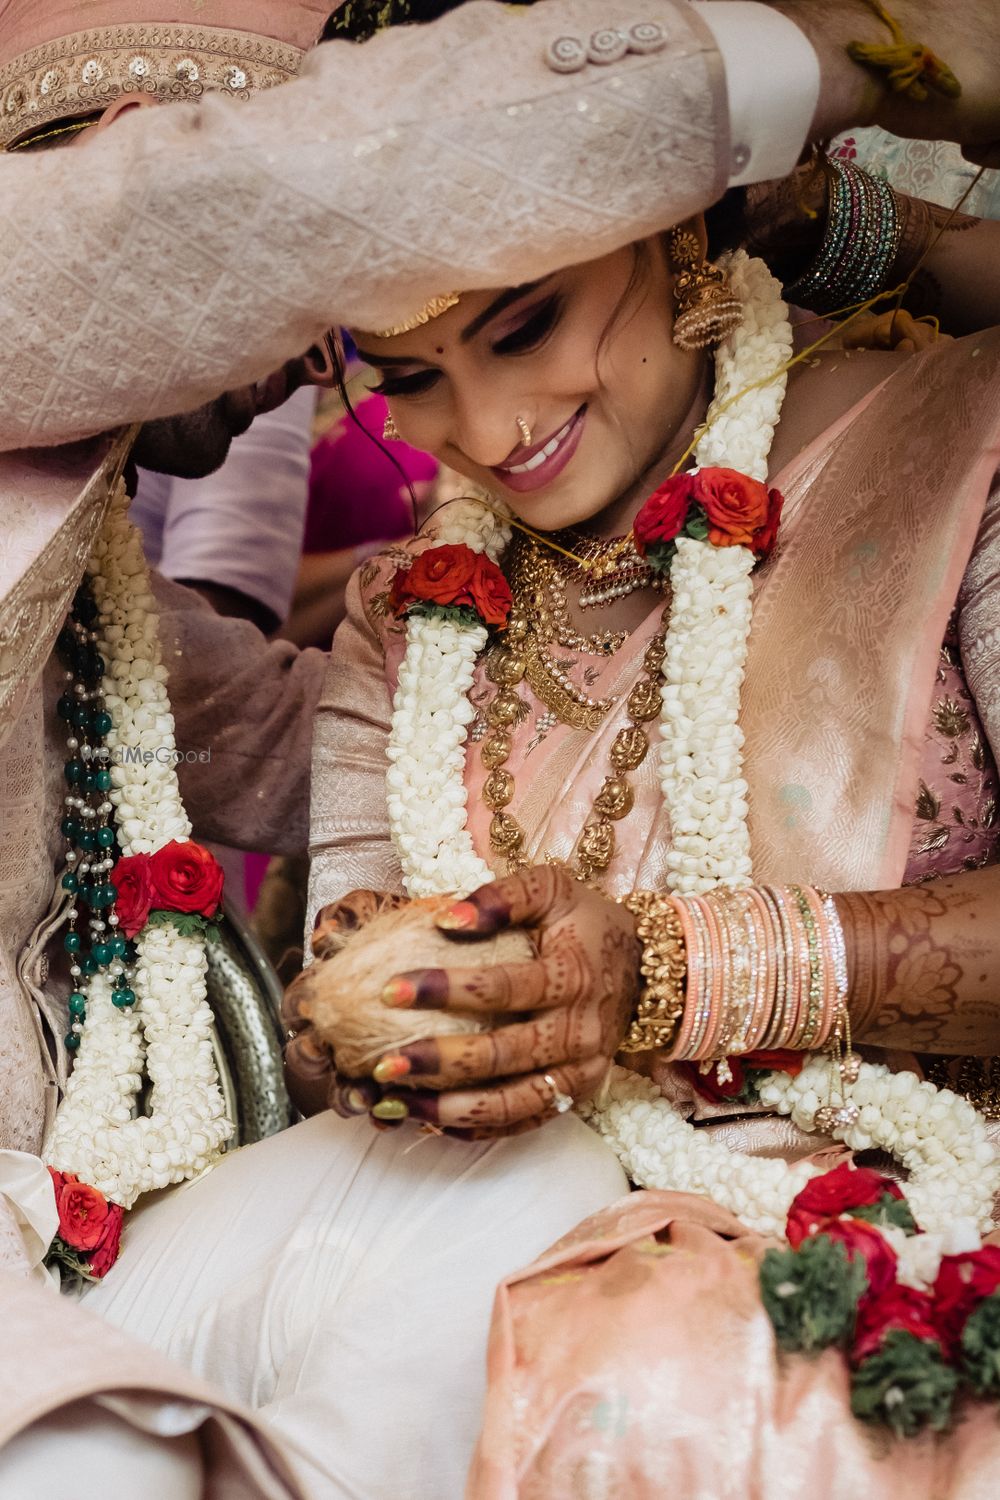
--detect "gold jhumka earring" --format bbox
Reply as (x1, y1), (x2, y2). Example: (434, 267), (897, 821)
(666, 228), (743, 351)
(383, 412), (400, 442)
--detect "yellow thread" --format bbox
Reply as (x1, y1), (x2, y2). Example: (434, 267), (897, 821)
(848, 0), (961, 103)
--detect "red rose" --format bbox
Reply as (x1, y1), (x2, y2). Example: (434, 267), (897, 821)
(48, 1167), (111, 1252)
(403, 543), (479, 609)
(88, 1202), (125, 1278)
(852, 1284), (940, 1366)
(753, 485), (784, 560)
(110, 853), (154, 939)
(678, 1059), (746, 1104)
(468, 554), (513, 628)
(148, 840), (224, 918)
(819, 1218), (898, 1303)
(692, 467), (771, 550)
(742, 1048), (804, 1076)
(933, 1248), (1000, 1356)
(633, 474), (697, 554)
(388, 563), (416, 617)
(786, 1163), (904, 1248)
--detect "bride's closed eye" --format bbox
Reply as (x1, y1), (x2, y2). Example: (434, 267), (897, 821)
(369, 294), (565, 399)
(490, 293), (563, 356)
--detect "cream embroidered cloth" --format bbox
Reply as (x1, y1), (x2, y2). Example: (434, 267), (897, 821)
(0, 0), (726, 450)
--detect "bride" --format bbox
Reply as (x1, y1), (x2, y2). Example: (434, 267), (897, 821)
(279, 215), (1000, 1491)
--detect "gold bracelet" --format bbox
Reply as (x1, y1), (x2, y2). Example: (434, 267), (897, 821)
(620, 890), (686, 1053)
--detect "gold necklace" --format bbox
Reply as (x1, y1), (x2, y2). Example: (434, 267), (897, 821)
(556, 528), (663, 609)
(481, 607), (670, 883)
(505, 537), (623, 731)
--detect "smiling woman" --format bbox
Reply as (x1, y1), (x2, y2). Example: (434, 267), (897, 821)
(294, 206), (1000, 1488)
(350, 241), (699, 534)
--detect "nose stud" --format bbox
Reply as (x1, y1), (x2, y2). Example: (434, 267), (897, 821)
(516, 415), (532, 448)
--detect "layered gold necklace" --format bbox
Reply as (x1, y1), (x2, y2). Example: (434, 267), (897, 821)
(480, 530), (670, 883)
(502, 531), (668, 733)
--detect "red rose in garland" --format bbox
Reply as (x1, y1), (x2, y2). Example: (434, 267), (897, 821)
(786, 1163), (904, 1248)
(468, 553), (513, 628)
(633, 474), (696, 554)
(148, 840), (224, 919)
(396, 543), (478, 612)
(819, 1218), (898, 1303)
(751, 483), (784, 559)
(678, 1059), (747, 1104)
(390, 543), (511, 628)
(693, 467), (780, 555)
(110, 853), (154, 939)
(933, 1247), (1000, 1355)
(48, 1167), (112, 1251)
(852, 1284), (940, 1365)
(88, 1202), (125, 1278)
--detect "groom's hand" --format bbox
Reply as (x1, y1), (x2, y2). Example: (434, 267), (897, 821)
(771, 0), (1000, 160)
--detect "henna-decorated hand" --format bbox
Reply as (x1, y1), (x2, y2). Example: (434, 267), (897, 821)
(370, 867), (641, 1138)
(282, 888), (406, 1119)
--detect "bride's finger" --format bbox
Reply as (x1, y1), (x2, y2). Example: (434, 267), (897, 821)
(372, 1008), (601, 1089)
(380, 1055), (608, 1131)
(381, 957), (574, 1014)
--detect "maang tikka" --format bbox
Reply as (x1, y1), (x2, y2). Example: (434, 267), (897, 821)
(667, 228), (743, 351)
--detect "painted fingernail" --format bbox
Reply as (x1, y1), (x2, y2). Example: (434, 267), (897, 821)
(392, 1040), (439, 1076)
(435, 900), (478, 931)
(372, 1098), (409, 1122)
(373, 1054), (412, 1084)
(381, 977), (417, 1008)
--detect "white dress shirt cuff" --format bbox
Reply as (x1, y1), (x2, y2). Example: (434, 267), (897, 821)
(690, 2), (820, 185)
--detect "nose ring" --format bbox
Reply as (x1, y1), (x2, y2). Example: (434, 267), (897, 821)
(383, 412), (400, 442)
(516, 415), (532, 448)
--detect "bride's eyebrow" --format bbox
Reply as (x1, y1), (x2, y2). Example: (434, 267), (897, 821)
(459, 276), (553, 344)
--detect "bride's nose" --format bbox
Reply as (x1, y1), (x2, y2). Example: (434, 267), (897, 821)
(451, 387), (528, 469)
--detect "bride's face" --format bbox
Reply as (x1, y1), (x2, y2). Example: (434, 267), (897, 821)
(350, 235), (704, 532)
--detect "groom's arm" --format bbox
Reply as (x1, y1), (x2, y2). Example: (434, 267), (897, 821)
(0, 0), (995, 451)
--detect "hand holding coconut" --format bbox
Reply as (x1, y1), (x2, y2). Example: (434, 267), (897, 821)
(282, 868), (640, 1138)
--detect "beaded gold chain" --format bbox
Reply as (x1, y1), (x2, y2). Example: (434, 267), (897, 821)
(481, 602), (671, 882)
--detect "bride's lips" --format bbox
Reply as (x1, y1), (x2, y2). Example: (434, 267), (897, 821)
(490, 406), (586, 493)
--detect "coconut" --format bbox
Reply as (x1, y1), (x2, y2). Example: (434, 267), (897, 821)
(289, 894), (534, 1075)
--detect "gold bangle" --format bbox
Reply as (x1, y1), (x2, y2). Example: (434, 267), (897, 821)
(620, 890), (686, 1053)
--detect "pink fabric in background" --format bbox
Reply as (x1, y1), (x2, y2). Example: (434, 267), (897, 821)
(303, 395), (438, 554)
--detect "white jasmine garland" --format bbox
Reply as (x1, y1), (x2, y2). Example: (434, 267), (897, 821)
(657, 251), (792, 895)
(583, 1060), (1000, 1238)
(387, 493), (510, 898)
(45, 482), (231, 1210)
(759, 1058), (1000, 1233)
(657, 539), (754, 895)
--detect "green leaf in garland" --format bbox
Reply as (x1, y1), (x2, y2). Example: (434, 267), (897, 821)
(849, 1194), (918, 1235)
(44, 1236), (101, 1285)
(642, 540), (677, 576)
(851, 1329), (957, 1437)
(405, 601), (487, 631)
(683, 508), (710, 541)
(960, 1290), (1000, 1397)
(760, 1235), (868, 1352)
(145, 910), (222, 941)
